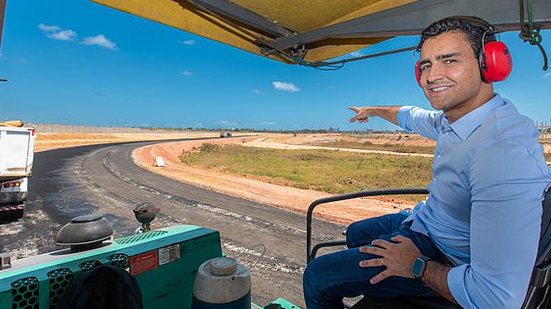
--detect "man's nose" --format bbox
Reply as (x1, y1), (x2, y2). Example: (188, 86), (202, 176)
(426, 63), (444, 84)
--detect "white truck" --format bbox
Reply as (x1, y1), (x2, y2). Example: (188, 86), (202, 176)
(0, 123), (36, 219)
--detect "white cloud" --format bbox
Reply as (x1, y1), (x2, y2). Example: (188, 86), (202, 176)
(38, 23), (77, 41)
(182, 39), (195, 45)
(259, 121), (277, 126)
(81, 35), (118, 51)
(39, 23), (119, 51)
(272, 81), (300, 93)
(181, 70), (193, 76)
(544, 72), (551, 79)
(349, 50), (364, 57)
(38, 23), (60, 32)
(251, 89), (261, 94)
(15, 58), (26, 64)
(50, 30), (77, 41)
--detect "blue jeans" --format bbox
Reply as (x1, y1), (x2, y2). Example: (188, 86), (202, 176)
(303, 213), (448, 309)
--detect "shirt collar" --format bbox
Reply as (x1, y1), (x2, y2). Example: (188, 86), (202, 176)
(448, 94), (504, 141)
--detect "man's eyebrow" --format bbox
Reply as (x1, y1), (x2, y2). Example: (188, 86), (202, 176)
(418, 59), (431, 66)
(419, 52), (462, 66)
(419, 52), (461, 65)
(435, 52), (461, 61)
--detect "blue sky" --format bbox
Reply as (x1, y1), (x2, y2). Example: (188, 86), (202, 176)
(0, 0), (550, 131)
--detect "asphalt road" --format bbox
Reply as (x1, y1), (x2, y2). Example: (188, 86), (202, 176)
(0, 139), (346, 306)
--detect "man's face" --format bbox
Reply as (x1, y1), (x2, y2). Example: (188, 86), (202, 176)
(418, 31), (488, 122)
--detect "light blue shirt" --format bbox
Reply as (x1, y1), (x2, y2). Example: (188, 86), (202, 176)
(397, 94), (551, 309)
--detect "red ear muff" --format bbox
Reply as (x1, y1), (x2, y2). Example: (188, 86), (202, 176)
(414, 61), (421, 85)
(479, 41), (512, 83)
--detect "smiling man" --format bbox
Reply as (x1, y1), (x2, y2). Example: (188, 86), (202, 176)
(303, 16), (551, 309)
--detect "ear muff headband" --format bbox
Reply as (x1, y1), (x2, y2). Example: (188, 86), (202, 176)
(478, 28), (513, 82)
(415, 18), (512, 85)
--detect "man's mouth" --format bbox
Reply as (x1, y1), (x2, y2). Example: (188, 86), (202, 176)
(428, 85), (453, 93)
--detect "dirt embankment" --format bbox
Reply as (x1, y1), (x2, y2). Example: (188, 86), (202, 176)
(132, 136), (413, 225)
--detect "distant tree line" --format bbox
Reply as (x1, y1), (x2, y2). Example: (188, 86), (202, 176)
(28, 122), (410, 135)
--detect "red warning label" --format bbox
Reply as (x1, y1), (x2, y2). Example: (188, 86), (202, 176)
(130, 251), (158, 275)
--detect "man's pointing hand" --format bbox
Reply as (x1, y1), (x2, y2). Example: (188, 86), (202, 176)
(348, 106), (400, 125)
(349, 106), (375, 123)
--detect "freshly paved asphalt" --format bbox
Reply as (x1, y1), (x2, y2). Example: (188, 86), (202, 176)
(0, 138), (346, 306)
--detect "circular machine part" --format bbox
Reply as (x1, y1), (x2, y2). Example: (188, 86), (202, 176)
(55, 214), (113, 251)
(210, 257), (238, 276)
(192, 257), (251, 308)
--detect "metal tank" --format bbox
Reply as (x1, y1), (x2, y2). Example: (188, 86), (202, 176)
(192, 257), (251, 308)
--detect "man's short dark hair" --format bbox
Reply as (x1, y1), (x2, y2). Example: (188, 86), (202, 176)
(58, 265), (143, 309)
(417, 16), (496, 57)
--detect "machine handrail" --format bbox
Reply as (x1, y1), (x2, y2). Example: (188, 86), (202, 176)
(306, 188), (429, 262)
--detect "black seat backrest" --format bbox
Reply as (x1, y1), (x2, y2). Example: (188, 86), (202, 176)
(536, 187), (551, 267)
(521, 186), (551, 309)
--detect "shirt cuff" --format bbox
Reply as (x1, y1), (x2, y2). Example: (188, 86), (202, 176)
(396, 106), (416, 132)
(447, 264), (472, 309)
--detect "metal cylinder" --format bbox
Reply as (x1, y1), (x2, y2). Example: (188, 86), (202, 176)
(192, 257), (251, 308)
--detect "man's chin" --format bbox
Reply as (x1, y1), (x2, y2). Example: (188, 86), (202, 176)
(428, 99), (447, 111)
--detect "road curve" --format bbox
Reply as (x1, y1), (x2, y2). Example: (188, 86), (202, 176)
(2, 138), (346, 306)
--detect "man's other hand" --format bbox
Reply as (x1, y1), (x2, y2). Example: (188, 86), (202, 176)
(358, 235), (422, 284)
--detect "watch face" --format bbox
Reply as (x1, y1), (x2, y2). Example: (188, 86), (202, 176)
(411, 258), (425, 277)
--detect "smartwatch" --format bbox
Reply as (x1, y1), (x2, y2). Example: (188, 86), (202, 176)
(411, 255), (431, 281)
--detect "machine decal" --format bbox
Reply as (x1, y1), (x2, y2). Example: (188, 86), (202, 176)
(130, 250), (158, 275)
(159, 244), (180, 266)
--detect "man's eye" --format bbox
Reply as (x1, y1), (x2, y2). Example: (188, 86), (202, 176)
(444, 59), (456, 64)
(420, 64), (431, 71)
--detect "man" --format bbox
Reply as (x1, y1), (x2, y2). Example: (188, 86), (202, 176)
(303, 16), (551, 309)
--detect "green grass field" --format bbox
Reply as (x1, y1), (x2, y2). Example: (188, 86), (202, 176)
(180, 144), (433, 195)
(307, 139), (436, 155)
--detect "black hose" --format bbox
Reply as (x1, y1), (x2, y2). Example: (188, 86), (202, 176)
(519, 0), (548, 70)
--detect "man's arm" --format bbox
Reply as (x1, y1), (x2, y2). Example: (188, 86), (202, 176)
(348, 106), (400, 125)
(446, 141), (548, 308)
(349, 105), (441, 141)
(422, 261), (457, 304)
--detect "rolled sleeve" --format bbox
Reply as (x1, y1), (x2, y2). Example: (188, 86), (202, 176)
(446, 141), (548, 309)
(396, 106), (441, 140)
(447, 264), (473, 308)
(397, 106), (416, 132)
